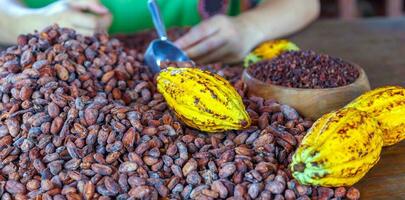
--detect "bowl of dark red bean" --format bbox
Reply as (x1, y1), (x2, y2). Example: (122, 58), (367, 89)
(242, 50), (371, 119)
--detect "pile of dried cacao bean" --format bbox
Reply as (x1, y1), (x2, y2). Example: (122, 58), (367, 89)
(0, 25), (360, 200)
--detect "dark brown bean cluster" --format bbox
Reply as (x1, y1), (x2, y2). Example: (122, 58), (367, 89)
(0, 25), (360, 200)
(248, 50), (360, 89)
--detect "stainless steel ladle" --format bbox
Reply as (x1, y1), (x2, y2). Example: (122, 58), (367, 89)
(144, 0), (191, 74)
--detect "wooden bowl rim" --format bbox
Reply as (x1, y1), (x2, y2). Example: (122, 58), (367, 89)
(243, 63), (368, 92)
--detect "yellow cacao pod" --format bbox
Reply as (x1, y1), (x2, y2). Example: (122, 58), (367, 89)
(156, 67), (251, 132)
(243, 40), (299, 67)
(345, 86), (405, 146)
(290, 107), (383, 187)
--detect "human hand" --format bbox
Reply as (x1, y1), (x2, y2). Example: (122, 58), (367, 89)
(20, 0), (112, 36)
(174, 15), (263, 64)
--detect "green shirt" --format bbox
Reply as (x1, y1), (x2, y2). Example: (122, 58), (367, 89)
(23, 0), (259, 34)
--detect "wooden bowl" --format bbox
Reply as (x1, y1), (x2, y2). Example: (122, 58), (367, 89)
(242, 64), (371, 119)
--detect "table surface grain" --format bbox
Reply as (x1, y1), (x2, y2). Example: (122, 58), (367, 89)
(291, 18), (405, 200)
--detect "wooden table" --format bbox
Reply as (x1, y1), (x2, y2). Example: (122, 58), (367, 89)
(291, 18), (405, 200)
(290, 17), (405, 88)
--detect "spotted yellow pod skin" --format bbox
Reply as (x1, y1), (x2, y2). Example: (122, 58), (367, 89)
(345, 86), (405, 146)
(157, 67), (251, 132)
(243, 40), (299, 67)
(290, 107), (383, 187)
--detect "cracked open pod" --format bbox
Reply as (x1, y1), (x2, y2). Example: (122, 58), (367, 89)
(242, 64), (371, 119)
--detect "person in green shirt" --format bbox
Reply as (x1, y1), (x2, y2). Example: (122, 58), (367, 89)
(0, 0), (320, 63)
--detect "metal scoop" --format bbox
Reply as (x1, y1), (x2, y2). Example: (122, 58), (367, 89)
(144, 0), (191, 74)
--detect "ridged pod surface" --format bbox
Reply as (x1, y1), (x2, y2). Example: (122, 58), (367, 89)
(243, 40), (299, 67)
(290, 107), (383, 187)
(345, 86), (405, 146)
(157, 67), (251, 132)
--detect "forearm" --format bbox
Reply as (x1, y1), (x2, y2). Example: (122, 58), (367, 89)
(0, 0), (41, 44)
(236, 0), (320, 43)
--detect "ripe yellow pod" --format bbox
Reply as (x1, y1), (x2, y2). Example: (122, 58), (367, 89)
(290, 107), (383, 187)
(243, 40), (299, 67)
(157, 67), (251, 132)
(345, 86), (405, 146)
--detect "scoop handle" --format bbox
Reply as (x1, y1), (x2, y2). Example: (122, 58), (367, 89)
(148, 0), (167, 40)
